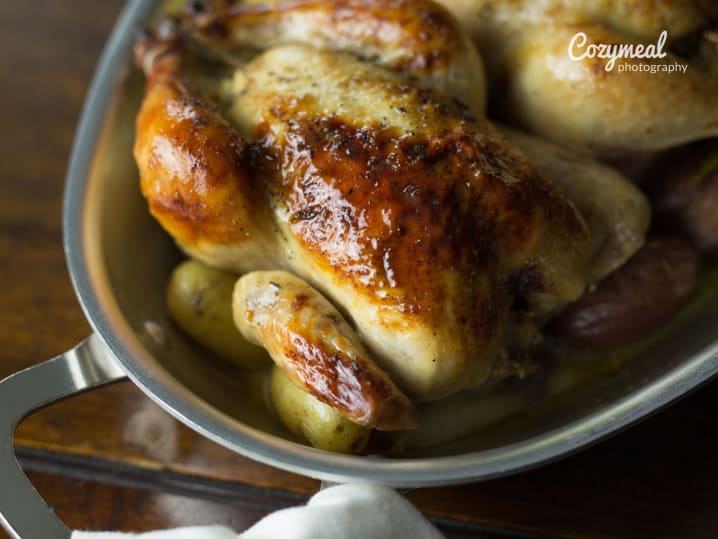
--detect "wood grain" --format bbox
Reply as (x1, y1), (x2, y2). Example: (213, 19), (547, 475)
(0, 469), (274, 538)
(0, 467), (500, 539)
(2, 1), (718, 538)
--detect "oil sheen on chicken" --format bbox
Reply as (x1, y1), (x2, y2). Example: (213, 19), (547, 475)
(134, 1), (592, 429)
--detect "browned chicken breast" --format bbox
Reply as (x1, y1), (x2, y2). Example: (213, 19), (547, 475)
(134, 2), (593, 428)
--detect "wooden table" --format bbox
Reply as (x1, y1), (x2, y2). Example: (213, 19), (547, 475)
(2, 2), (718, 538)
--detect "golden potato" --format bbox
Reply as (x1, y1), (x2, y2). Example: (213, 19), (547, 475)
(167, 259), (270, 369)
(270, 367), (370, 454)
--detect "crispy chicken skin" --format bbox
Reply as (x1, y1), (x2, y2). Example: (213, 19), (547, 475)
(134, 31), (279, 267)
(435, 0), (718, 156)
(134, 5), (591, 412)
(234, 271), (418, 430)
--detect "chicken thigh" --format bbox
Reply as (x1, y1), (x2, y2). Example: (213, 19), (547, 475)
(134, 3), (591, 428)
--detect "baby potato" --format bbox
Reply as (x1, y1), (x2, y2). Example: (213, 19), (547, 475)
(270, 367), (370, 454)
(167, 259), (270, 369)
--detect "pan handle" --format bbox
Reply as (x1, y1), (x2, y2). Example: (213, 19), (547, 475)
(0, 334), (126, 539)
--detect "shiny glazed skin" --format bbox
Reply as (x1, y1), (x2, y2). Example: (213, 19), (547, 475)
(134, 37), (279, 267)
(134, 4), (591, 424)
(234, 271), (418, 430)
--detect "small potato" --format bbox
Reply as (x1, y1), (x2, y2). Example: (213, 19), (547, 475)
(167, 259), (270, 369)
(551, 237), (700, 348)
(270, 367), (370, 454)
(649, 141), (718, 255)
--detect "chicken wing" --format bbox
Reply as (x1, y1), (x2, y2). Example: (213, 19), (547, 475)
(234, 270), (418, 430)
(134, 26), (279, 271)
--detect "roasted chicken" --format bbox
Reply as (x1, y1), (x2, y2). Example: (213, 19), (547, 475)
(134, 0), (676, 430)
(134, 1), (600, 429)
(185, 0), (488, 117)
(435, 0), (718, 156)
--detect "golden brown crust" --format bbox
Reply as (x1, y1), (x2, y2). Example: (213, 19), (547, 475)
(184, 0), (487, 115)
(257, 109), (588, 327)
(134, 20), (591, 401)
(133, 43), (268, 248)
(234, 271), (419, 430)
(277, 328), (419, 430)
(187, 0), (463, 72)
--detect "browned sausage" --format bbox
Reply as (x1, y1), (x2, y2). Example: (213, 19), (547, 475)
(551, 237), (700, 348)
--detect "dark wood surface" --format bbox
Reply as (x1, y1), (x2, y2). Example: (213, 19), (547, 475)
(2, 1), (718, 538)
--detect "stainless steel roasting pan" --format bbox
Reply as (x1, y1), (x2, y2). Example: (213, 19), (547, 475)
(2, 1), (718, 537)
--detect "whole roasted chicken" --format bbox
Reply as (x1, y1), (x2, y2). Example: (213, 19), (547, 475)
(134, 0), (652, 431)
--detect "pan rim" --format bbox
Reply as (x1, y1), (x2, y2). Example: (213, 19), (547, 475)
(61, 0), (718, 487)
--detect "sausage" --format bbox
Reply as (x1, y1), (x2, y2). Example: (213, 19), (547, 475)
(551, 237), (700, 348)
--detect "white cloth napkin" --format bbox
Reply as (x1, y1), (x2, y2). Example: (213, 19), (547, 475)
(72, 484), (446, 539)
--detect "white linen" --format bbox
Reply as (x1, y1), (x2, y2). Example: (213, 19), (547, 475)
(72, 484), (446, 539)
